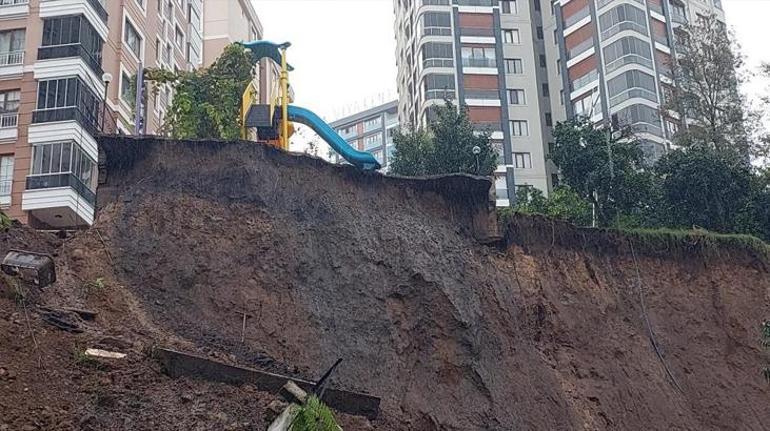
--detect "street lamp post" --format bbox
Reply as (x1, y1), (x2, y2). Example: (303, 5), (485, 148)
(472, 145), (481, 174)
(101, 72), (112, 133)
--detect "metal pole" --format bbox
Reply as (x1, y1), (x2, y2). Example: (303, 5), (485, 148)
(280, 49), (289, 150)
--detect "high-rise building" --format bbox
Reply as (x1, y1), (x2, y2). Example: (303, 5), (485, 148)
(0, 0), (266, 229)
(393, 0), (726, 206)
(329, 100), (399, 170)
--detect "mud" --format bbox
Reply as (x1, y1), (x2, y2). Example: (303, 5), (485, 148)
(1, 137), (768, 430)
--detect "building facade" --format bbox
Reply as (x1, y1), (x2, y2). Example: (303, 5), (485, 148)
(0, 0), (207, 229)
(329, 100), (399, 170)
(203, 0), (277, 105)
(393, 0), (725, 206)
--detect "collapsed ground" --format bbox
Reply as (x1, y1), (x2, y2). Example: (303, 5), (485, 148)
(1, 137), (768, 430)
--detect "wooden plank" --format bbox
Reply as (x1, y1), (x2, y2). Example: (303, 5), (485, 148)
(155, 348), (380, 419)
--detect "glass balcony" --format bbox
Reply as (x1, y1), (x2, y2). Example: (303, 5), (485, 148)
(423, 58), (454, 68)
(570, 69), (599, 92)
(462, 57), (497, 68)
(425, 89), (456, 100)
(564, 5), (590, 28)
(601, 21), (648, 40)
(465, 89), (500, 99)
(605, 53), (653, 73)
(26, 172), (95, 205)
(32, 106), (102, 137)
(460, 27), (494, 37)
(37, 44), (103, 76)
(40, 0), (106, 23)
(609, 87), (658, 107)
(567, 38), (594, 60)
(455, 0), (495, 6)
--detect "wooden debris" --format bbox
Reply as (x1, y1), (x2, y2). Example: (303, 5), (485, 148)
(84, 348), (126, 359)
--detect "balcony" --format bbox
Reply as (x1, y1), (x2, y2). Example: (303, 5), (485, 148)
(570, 69), (599, 92)
(39, 0), (108, 39)
(23, 173), (95, 227)
(460, 27), (494, 37)
(597, 0), (644, 9)
(0, 0), (29, 17)
(32, 106), (102, 138)
(601, 21), (648, 40)
(670, 10), (687, 25)
(423, 58), (454, 68)
(567, 38), (594, 60)
(26, 173), (95, 206)
(564, 5), (590, 29)
(473, 121), (503, 132)
(465, 89), (500, 100)
(425, 89), (456, 100)
(423, 0), (450, 4)
(609, 87), (658, 107)
(462, 57), (497, 68)
(455, 0), (495, 6)
(0, 112), (18, 140)
(38, 44), (103, 77)
(605, 53), (654, 74)
(423, 26), (452, 36)
(0, 50), (23, 77)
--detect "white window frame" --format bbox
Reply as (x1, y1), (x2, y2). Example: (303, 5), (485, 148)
(510, 120), (529, 136)
(513, 152), (532, 169)
(503, 29), (520, 44)
(508, 89), (526, 105)
(122, 11), (145, 63)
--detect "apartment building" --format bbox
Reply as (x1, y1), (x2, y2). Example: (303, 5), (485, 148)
(393, 0), (726, 206)
(0, 0), (204, 229)
(329, 100), (399, 170)
(204, 0), (278, 105)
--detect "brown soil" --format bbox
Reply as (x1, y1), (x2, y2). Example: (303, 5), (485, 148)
(1, 137), (768, 430)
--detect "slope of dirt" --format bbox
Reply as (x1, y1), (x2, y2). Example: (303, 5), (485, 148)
(2, 136), (769, 430)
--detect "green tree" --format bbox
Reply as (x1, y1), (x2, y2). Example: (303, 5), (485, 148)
(653, 148), (754, 233)
(145, 43), (254, 139)
(664, 14), (761, 159)
(389, 101), (498, 176)
(514, 186), (592, 226)
(550, 118), (653, 227)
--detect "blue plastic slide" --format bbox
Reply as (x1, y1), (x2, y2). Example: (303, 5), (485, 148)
(287, 105), (381, 171)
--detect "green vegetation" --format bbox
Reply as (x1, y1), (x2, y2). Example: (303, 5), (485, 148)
(513, 185), (592, 227)
(145, 43), (254, 140)
(84, 277), (105, 293)
(291, 396), (339, 431)
(390, 101), (498, 176)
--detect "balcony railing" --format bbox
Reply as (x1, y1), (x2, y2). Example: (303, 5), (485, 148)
(26, 173), (95, 205)
(570, 69), (599, 92)
(462, 57), (496, 68)
(605, 53), (653, 73)
(564, 5), (590, 28)
(0, 179), (10, 197)
(0, 112), (18, 128)
(455, 0), (495, 6)
(32, 106), (102, 137)
(670, 10), (687, 24)
(629, 121), (663, 137)
(423, 26), (452, 36)
(460, 27), (494, 37)
(567, 38), (594, 59)
(425, 89), (456, 100)
(0, 50), (23, 66)
(597, 0), (643, 9)
(423, 0), (450, 4)
(609, 87), (658, 107)
(465, 89), (500, 99)
(37, 44), (103, 76)
(423, 58), (454, 68)
(601, 21), (648, 40)
(0, 0), (28, 6)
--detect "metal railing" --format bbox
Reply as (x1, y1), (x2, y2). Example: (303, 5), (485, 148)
(455, 0), (495, 6)
(425, 89), (456, 100)
(609, 87), (658, 107)
(0, 179), (10, 197)
(423, 58), (454, 68)
(32, 106), (101, 137)
(423, 26), (452, 36)
(37, 44), (103, 77)
(601, 21), (648, 40)
(460, 27), (494, 37)
(605, 53), (653, 73)
(567, 38), (594, 59)
(464, 89), (500, 99)
(424, 0), (450, 4)
(0, 112), (17, 128)
(0, 0), (28, 6)
(462, 57), (497, 68)
(564, 5), (590, 28)
(570, 69), (599, 91)
(26, 173), (96, 205)
(0, 50), (23, 66)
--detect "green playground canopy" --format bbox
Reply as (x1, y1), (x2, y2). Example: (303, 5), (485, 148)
(240, 40), (294, 71)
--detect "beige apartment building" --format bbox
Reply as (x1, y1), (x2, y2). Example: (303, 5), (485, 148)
(0, 0), (271, 229)
(203, 0), (277, 105)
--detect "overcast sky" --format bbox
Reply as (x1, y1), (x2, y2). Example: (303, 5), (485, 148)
(251, 0), (770, 148)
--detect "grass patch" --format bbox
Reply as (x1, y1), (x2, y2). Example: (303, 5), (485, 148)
(83, 277), (106, 294)
(618, 227), (770, 261)
(291, 395), (339, 431)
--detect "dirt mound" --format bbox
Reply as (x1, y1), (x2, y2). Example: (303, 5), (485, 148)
(2, 137), (769, 430)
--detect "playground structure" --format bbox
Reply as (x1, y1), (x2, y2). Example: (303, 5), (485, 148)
(240, 41), (381, 171)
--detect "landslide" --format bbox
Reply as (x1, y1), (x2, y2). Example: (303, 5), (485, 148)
(2, 136), (769, 431)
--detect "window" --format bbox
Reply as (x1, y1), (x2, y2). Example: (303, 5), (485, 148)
(175, 25), (184, 48)
(424, 73), (455, 99)
(41, 17), (103, 68)
(508, 89), (525, 104)
(495, 175), (508, 197)
(30, 142), (96, 190)
(545, 112), (552, 126)
(504, 58), (523, 74)
(536, 26), (544, 39)
(364, 133), (383, 150)
(503, 29), (520, 44)
(120, 72), (135, 107)
(0, 90), (20, 113)
(607, 69), (657, 106)
(501, 0), (517, 13)
(510, 120), (529, 136)
(461, 46), (496, 67)
(363, 117), (382, 132)
(135, 0), (144, 9)
(539, 54), (546, 68)
(550, 1), (555, 15)
(0, 156), (12, 199)
(559, 89), (564, 105)
(553, 29), (558, 44)
(0, 29), (24, 55)
(36, 78), (102, 129)
(542, 83), (550, 97)
(423, 42), (454, 67)
(551, 173), (560, 188)
(572, 95), (593, 116)
(188, 4), (201, 28)
(513, 152), (532, 168)
(556, 59), (561, 75)
(599, 3), (648, 39)
(424, 12), (452, 35)
(124, 18), (142, 58)
(603, 36), (652, 71)
(164, 43), (172, 64)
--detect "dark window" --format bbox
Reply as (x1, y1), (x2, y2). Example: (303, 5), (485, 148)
(41, 16), (104, 70)
(539, 54), (546, 67)
(551, 173), (560, 187)
(534, 0), (540, 11)
(542, 83), (550, 97)
(536, 26), (544, 39)
(545, 112), (553, 126)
